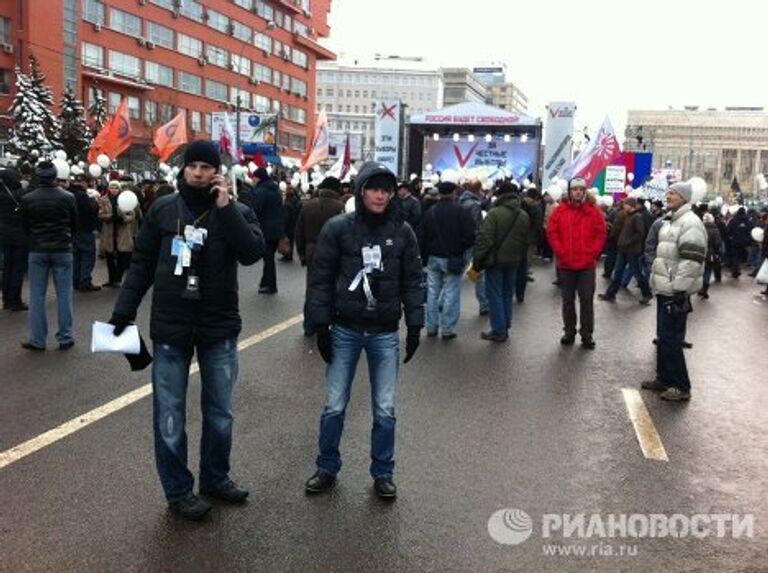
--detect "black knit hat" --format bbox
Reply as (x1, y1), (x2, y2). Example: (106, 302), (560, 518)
(36, 160), (57, 182)
(183, 140), (221, 170)
(319, 176), (341, 193)
(253, 167), (269, 181)
(364, 173), (395, 193)
(437, 181), (458, 195)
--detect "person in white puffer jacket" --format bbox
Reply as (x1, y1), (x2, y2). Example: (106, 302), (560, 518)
(643, 182), (707, 401)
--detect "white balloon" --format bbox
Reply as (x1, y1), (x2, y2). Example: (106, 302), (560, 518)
(53, 159), (70, 180)
(751, 227), (764, 243)
(728, 204), (740, 215)
(627, 172), (635, 182)
(344, 196), (356, 214)
(482, 179), (494, 191)
(86, 188), (100, 199)
(409, 173), (418, 181)
(233, 164), (247, 177)
(602, 195), (615, 208)
(96, 154), (111, 169)
(279, 181), (287, 192)
(117, 190), (139, 213)
(546, 183), (563, 202)
(30, 149), (40, 158)
(688, 177), (707, 203)
(70, 165), (82, 176)
(441, 169), (459, 184)
(158, 163), (171, 174)
(430, 173), (440, 185)
(248, 161), (257, 173)
(78, 161), (86, 169)
(266, 166), (273, 176)
(301, 182), (310, 193)
(557, 178), (568, 192)
(715, 196), (724, 206)
(425, 163), (433, 172)
(721, 205), (729, 216)
(88, 164), (102, 178)
(54, 150), (68, 161)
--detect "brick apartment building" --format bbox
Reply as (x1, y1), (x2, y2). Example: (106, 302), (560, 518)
(0, 0), (334, 169)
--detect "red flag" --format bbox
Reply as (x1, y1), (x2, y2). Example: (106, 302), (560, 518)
(218, 112), (243, 162)
(300, 109), (329, 173)
(88, 98), (132, 164)
(151, 111), (188, 163)
(340, 134), (351, 180)
(561, 117), (622, 186)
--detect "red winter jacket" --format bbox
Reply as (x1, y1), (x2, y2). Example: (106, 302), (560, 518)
(546, 199), (607, 270)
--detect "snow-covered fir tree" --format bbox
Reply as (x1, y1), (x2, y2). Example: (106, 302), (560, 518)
(59, 84), (91, 161)
(27, 54), (62, 151)
(7, 66), (56, 159)
(87, 87), (107, 132)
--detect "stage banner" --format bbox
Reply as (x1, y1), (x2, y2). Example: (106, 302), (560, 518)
(542, 102), (575, 188)
(374, 101), (401, 174)
(424, 137), (539, 181)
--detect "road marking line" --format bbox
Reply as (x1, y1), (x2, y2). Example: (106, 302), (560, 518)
(0, 314), (303, 471)
(621, 388), (669, 462)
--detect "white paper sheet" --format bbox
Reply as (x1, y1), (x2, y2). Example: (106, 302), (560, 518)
(91, 321), (141, 354)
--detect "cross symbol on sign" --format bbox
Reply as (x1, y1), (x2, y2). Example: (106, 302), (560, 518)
(379, 104), (397, 120)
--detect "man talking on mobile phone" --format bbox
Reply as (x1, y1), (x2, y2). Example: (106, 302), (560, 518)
(108, 141), (265, 520)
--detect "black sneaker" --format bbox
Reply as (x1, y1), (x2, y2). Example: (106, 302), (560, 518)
(58, 341), (75, 351)
(200, 480), (249, 503)
(641, 380), (668, 392)
(581, 337), (596, 350)
(441, 333), (457, 340)
(426, 331), (438, 338)
(169, 494), (211, 521)
(597, 294), (615, 302)
(659, 387), (691, 401)
(373, 478), (397, 499)
(560, 335), (575, 346)
(305, 471), (336, 494)
(639, 295), (653, 306)
(21, 342), (45, 351)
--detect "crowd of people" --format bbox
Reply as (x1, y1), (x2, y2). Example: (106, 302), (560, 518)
(2, 142), (767, 521)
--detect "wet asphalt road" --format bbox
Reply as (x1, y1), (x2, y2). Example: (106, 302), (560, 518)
(1, 257), (767, 572)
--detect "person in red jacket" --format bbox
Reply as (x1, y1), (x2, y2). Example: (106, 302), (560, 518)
(546, 177), (607, 349)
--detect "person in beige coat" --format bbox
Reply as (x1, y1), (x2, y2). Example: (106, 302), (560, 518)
(98, 181), (135, 287)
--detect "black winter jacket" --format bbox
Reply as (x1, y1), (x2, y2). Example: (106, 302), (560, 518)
(0, 172), (27, 246)
(113, 194), (264, 347)
(20, 183), (78, 252)
(419, 197), (476, 260)
(71, 185), (100, 233)
(307, 163), (424, 333)
(250, 179), (284, 241)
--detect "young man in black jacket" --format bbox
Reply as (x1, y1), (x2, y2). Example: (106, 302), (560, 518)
(20, 161), (78, 350)
(109, 141), (265, 521)
(304, 162), (425, 499)
(70, 174), (101, 291)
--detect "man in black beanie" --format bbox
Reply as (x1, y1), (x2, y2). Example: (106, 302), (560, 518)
(108, 140), (265, 520)
(20, 161), (78, 350)
(304, 162), (424, 499)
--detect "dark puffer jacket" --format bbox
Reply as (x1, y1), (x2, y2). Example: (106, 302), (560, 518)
(21, 182), (78, 252)
(113, 193), (264, 347)
(473, 193), (531, 270)
(307, 162), (424, 332)
(295, 187), (344, 268)
(617, 208), (647, 255)
(0, 169), (27, 246)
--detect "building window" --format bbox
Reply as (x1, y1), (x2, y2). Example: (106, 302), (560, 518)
(127, 96), (141, 119)
(354, 105), (359, 114)
(327, 88), (334, 97)
(149, 0), (173, 9)
(253, 94), (270, 113)
(371, 90), (376, 98)
(108, 92), (121, 113)
(254, 63), (272, 84)
(256, 1), (274, 22)
(292, 49), (308, 69)
(108, 50), (141, 77)
(205, 113), (212, 134)
(110, 8), (142, 37)
(271, 99), (280, 114)
(177, 71), (202, 95)
(292, 78), (307, 97)
(230, 87), (248, 106)
(232, 21), (252, 43)
(144, 100), (157, 124)
(234, 0), (253, 9)
(177, 33), (202, 58)
(88, 86), (103, 107)
(293, 20), (308, 37)
(0, 68), (12, 95)
(231, 54), (251, 77)
(147, 21), (174, 49)
(291, 134), (305, 150)
(354, 90), (359, 98)
(290, 106), (306, 124)
(273, 8), (283, 28)
(191, 111), (201, 132)
(205, 79), (228, 102)
(271, 69), (281, 88)
(83, 0), (105, 25)
(180, 0), (204, 23)
(81, 42), (103, 68)
(206, 44), (229, 68)
(144, 61), (173, 87)
(159, 103), (174, 123)
(206, 9), (229, 34)
(273, 39), (283, 57)
(283, 73), (292, 92)
(254, 32), (271, 53)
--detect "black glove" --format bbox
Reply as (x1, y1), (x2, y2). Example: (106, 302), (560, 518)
(403, 328), (421, 364)
(316, 325), (333, 364)
(109, 313), (132, 336)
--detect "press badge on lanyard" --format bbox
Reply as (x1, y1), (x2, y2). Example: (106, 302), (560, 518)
(349, 245), (383, 310)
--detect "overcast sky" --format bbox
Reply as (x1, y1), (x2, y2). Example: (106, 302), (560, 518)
(323, 0), (765, 140)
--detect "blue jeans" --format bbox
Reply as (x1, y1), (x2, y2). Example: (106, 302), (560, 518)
(606, 253), (651, 298)
(72, 231), (97, 288)
(27, 251), (73, 347)
(466, 248), (487, 313)
(152, 338), (239, 502)
(316, 325), (399, 479)
(485, 266), (517, 335)
(426, 256), (462, 335)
